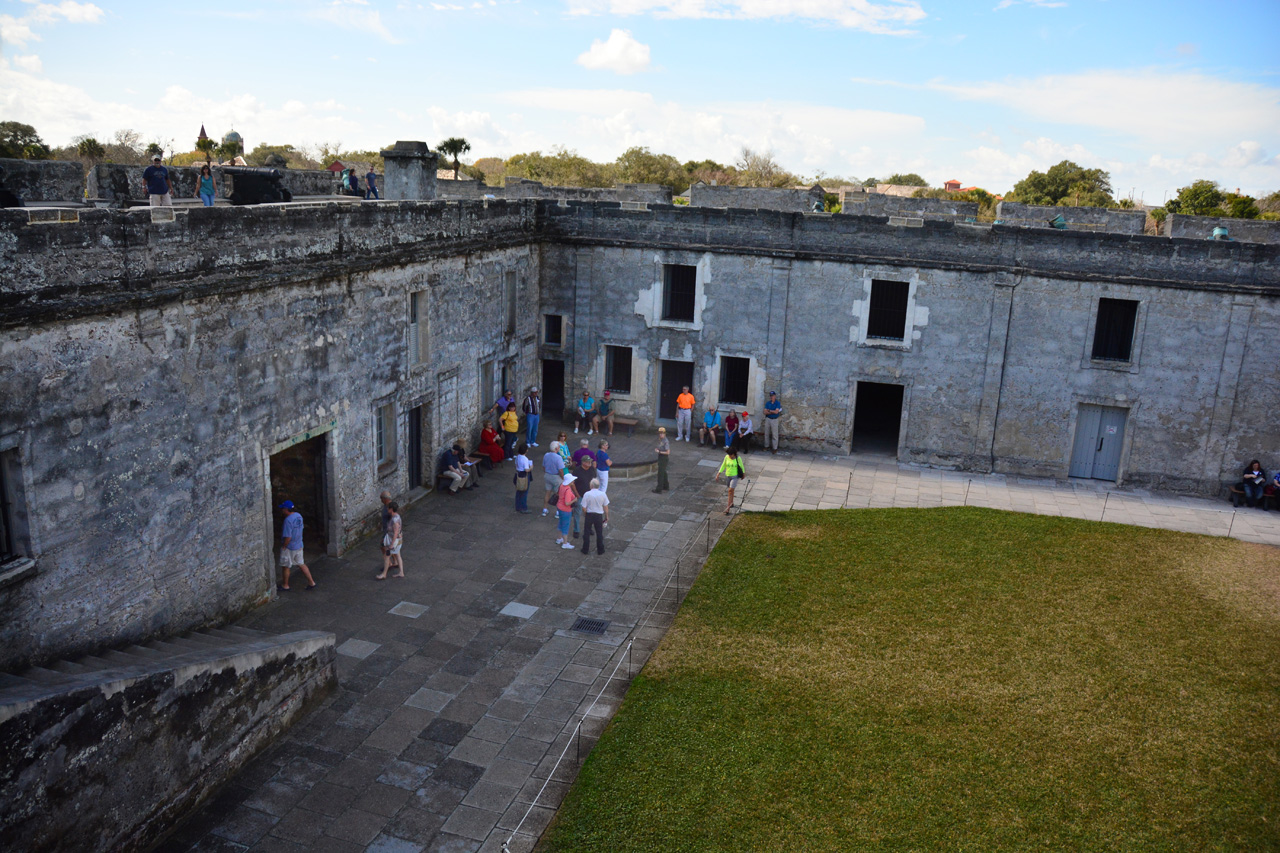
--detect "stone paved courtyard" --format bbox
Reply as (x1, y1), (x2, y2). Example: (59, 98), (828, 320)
(160, 438), (1279, 853)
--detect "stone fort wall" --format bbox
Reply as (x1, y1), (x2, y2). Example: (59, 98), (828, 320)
(2, 198), (1277, 669)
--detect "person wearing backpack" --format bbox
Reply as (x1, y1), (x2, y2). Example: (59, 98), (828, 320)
(715, 447), (747, 514)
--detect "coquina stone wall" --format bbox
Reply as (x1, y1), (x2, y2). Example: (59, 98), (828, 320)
(996, 201), (1147, 234)
(1163, 213), (1280, 244)
(2, 196), (1277, 672)
(0, 158), (84, 203)
(0, 199), (540, 670)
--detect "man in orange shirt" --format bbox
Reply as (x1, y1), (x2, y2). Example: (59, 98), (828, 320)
(675, 385), (696, 442)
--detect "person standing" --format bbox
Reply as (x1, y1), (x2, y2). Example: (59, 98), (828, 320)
(715, 448), (747, 514)
(653, 427), (670, 493)
(555, 472), (577, 549)
(700, 404), (721, 447)
(377, 490), (395, 577)
(571, 438), (596, 467)
(490, 388), (515, 428)
(277, 501), (316, 591)
(142, 155), (173, 206)
(542, 441), (565, 516)
(596, 440), (611, 493)
(723, 410), (739, 450)
(555, 432), (572, 468)
(513, 442), (533, 513)
(365, 167), (379, 200)
(377, 502), (404, 579)
(575, 391), (597, 435)
(500, 402), (521, 458)
(580, 478), (610, 556)
(597, 390), (615, 435)
(675, 386), (696, 442)
(571, 454), (596, 539)
(195, 164), (217, 206)
(523, 387), (542, 447)
(763, 391), (783, 453)
(736, 410), (755, 453)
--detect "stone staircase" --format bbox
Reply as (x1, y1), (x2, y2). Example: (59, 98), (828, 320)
(0, 626), (336, 853)
(0, 625), (278, 706)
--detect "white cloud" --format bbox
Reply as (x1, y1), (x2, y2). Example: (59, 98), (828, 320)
(576, 29), (651, 75)
(993, 0), (1066, 10)
(13, 54), (42, 72)
(565, 0), (926, 34)
(309, 1), (401, 43)
(494, 87), (926, 176)
(0, 0), (103, 47)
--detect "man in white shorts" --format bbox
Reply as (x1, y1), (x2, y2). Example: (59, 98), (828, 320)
(278, 501), (316, 591)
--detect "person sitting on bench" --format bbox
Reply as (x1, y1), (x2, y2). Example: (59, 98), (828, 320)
(1242, 460), (1268, 507)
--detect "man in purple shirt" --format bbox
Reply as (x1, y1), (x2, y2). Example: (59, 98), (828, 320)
(571, 439), (596, 467)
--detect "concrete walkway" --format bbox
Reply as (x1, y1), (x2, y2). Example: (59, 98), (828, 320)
(738, 451), (1280, 546)
(160, 442), (1280, 853)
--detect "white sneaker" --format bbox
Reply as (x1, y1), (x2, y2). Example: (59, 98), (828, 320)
(556, 537), (563, 544)
(532, 443), (539, 447)
(574, 427), (579, 434)
(542, 508), (549, 516)
(561, 542), (575, 550)
(587, 430), (593, 435)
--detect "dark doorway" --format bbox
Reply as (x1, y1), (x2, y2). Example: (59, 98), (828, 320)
(542, 359), (565, 421)
(852, 382), (904, 457)
(270, 434), (328, 554)
(658, 360), (695, 420)
(407, 405), (424, 490)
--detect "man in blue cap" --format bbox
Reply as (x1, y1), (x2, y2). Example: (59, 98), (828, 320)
(763, 390), (783, 454)
(277, 501), (317, 591)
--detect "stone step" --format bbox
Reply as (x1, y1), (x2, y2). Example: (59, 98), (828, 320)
(177, 633), (226, 648)
(0, 672), (31, 689)
(20, 666), (77, 685)
(49, 660), (91, 674)
(207, 626), (270, 640)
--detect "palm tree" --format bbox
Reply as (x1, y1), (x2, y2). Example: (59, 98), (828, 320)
(437, 137), (471, 179)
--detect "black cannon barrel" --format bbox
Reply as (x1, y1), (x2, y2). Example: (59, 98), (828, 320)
(220, 166), (282, 179)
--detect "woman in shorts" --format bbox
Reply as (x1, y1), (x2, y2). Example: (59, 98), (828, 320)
(376, 502), (404, 578)
(715, 447), (747, 514)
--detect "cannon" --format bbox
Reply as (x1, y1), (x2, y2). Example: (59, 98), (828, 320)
(221, 166), (294, 205)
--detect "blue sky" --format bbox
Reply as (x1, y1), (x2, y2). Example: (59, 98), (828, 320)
(2, 0), (1278, 202)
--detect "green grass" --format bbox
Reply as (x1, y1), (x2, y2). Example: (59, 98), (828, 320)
(537, 507), (1280, 852)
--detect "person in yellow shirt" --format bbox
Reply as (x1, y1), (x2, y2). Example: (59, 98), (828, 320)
(500, 403), (521, 457)
(675, 386), (696, 441)
(715, 447), (747, 514)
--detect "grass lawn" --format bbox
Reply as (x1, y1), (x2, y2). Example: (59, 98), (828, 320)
(538, 507), (1280, 852)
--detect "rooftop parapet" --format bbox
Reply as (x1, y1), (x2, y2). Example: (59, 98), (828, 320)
(1164, 213), (1280, 245)
(996, 201), (1146, 235)
(3, 198), (1276, 332)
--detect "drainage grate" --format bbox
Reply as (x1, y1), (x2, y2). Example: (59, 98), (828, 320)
(571, 617), (610, 635)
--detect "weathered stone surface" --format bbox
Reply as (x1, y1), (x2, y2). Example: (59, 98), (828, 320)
(1165, 213), (1280, 244)
(0, 630), (335, 853)
(839, 187), (981, 222)
(997, 201), (1147, 234)
(689, 182), (824, 212)
(0, 158), (84, 203)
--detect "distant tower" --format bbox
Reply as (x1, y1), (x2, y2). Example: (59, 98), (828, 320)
(222, 129), (244, 158)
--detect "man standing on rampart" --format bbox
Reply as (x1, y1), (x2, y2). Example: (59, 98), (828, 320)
(142, 155), (173, 206)
(365, 167), (379, 199)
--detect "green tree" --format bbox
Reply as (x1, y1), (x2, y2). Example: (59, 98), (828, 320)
(1008, 160), (1114, 207)
(76, 136), (105, 162)
(683, 159), (736, 187)
(505, 148), (616, 187)
(194, 136), (217, 163)
(472, 156), (506, 186)
(0, 121), (46, 159)
(437, 137), (471, 179)
(1223, 191), (1259, 219)
(145, 142), (165, 160)
(21, 143), (51, 160)
(616, 146), (688, 194)
(735, 147), (796, 188)
(1166, 180), (1224, 216)
(884, 172), (929, 187)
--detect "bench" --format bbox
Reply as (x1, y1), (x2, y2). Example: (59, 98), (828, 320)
(1229, 484), (1277, 509)
(610, 416), (639, 437)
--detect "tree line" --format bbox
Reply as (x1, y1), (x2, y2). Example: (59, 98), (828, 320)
(3, 120), (1275, 220)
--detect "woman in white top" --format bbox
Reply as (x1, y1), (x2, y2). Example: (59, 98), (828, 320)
(513, 442), (534, 513)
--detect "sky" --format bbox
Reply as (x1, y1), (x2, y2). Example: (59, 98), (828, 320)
(1, 0), (1278, 203)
